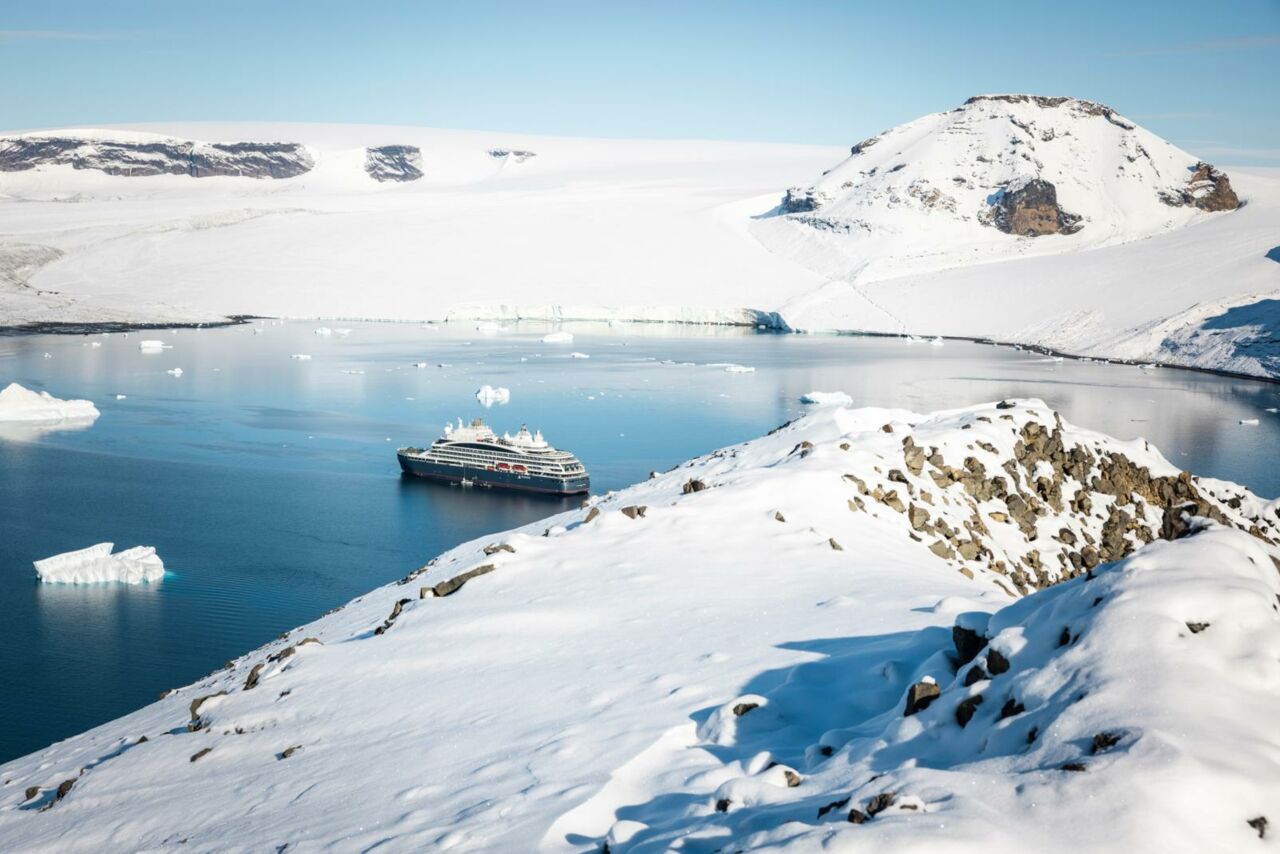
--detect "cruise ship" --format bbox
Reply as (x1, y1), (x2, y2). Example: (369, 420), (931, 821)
(397, 418), (590, 495)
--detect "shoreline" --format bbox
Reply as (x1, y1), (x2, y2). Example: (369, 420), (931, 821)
(2, 311), (1275, 386)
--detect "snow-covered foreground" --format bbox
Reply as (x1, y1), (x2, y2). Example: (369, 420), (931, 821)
(33, 543), (164, 585)
(2, 107), (1277, 377)
(2, 400), (1278, 852)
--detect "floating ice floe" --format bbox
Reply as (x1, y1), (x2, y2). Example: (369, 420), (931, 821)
(42, 352), (52, 359)
(570, 352), (590, 359)
(929, 336), (944, 346)
(475, 322), (509, 333)
(167, 368), (183, 377)
(290, 354), (312, 361)
(723, 364), (755, 373)
(541, 331), (574, 344)
(0, 382), (100, 423)
(34, 542), (165, 585)
(1240, 418), (1260, 426)
(342, 369), (365, 375)
(115, 394), (127, 400)
(800, 391), (854, 406)
(314, 327), (333, 336)
(413, 362), (429, 368)
(476, 385), (511, 407)
(1266, 408), (1278, 413)
(85, 341), (102, 349)
(335, 328), (352, 336)
(138, 340), (169, 352)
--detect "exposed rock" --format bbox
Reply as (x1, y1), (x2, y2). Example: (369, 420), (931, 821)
(865, 792), (897, 817)
(955, 694), (984, 727)
(908, 504), (931, 532)
(24, 786), (39, 801)
(277, 745), (302, 760)
(374, 598), (412, 635)
(1248, 816), (1268, 839)
(774, 511), (786, 522)
(620, 505), (647, 519)
(429, 564), (496, 598)
(999, 697), (1025, 719)
(781, 186), (831, 213)
(904, 681), (940, 716)
(488, 148), (536, 162)
(783, 769), (802, 787)
(817, 796), (851, 818)
(952, 625), (988, 665)
(986, 178), (1083, 236)
(1090, 732), (1121, 754)
(829, 538), (844, 551)
(682, 479), (707, 494)
(190, 747), (213, 763)
(1186, 621), (1210, 634)
(1159, 161), (1240, 211)
(483, 543), (515, 556)
(986, 648), (1010, 675)
(964, 665), (988, 686)
(244, 663), (265, 691)
(1061, 762), (1088, 772)
(0, 134), (314, 179)
(583, 507), (601, 523)
(847, 808), (868, 824)
(188, 691), (228, 732)
(714, 798), (731, 813)
(364, 145), (423, 182)
(929, 540), (955, 560)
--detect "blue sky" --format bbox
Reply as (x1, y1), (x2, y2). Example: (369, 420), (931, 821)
(2, 0), (1278, 163)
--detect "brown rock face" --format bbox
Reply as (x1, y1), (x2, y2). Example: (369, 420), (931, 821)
(1160, 161), (1240, 211)
(988, 179), (1083, 236)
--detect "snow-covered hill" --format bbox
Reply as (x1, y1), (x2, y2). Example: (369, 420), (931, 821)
(0, 105), (1277, 378)
(2, 400), (1278, 851)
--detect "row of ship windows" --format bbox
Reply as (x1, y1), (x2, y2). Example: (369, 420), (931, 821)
(430, 449), (581, 475)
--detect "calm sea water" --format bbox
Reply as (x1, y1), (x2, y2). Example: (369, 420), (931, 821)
(1, 321), (1277, 763)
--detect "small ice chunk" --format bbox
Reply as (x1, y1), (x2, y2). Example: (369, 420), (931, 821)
(1240, 418), (1260, 426)
(413, 362), (429, 368)
(800, 391), (853, 406)
(570, 352), (590, 359)
(167, 368), (183, 377)
(116, 394), (127, 400)
(34, 542), (165, 585)
(314, 327), (333, 336)
(541, 331), (574, 344)
(476, 385), (511, 407)
(0, 383), (100, 423)
(138, 340), (169, 351)
(291, 354), (313, 360)
(929, 336), (944, 346)
(335, 328), (353, 336)
(42, 352), (52, 359)
(724, 364), (755, 373)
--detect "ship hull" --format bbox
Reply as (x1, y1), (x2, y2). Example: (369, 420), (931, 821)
(397, 452), (590, 495)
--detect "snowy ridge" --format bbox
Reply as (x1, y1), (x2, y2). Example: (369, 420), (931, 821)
(1, 401), (1277, 851)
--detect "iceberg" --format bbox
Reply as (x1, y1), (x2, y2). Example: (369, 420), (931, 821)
(34, 543), (165, 585)
(799, 391), (853, 406)
(540, 331), (574, 344)
(0, 382), (100, 423)
(138, 339), (169, 351)
(475, 385), (511, 407)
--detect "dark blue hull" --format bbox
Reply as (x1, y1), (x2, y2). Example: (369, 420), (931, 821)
(397, 452), (590, 495)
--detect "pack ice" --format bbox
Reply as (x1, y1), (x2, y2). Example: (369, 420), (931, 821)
(1, 400), (1278, 852)
(33, 543), (165, 585)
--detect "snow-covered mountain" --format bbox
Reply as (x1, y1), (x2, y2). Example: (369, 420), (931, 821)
(0, 104), (1276, 378)
(2, 400), (1278, 851)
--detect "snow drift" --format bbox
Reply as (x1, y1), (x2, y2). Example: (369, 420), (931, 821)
(33, 543), (165, 585)
(0, 382), (99, 423)
(1, 400), (1277, 850)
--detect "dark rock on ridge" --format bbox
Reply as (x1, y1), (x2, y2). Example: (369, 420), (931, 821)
(0, 135), (314, 179)
(1159, 161), (1240, 212)
(987, 178), (1083, 236)
(364, 145), (423, 182)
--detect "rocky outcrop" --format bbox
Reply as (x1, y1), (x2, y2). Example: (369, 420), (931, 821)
(781, 186), (831, 213)
(364, 145), (423, 182)
(488, 148), (536, 162)
(1159, 161), (1240, 211)
(0, 135), (313, 179)
(985, 178), (1083, 236)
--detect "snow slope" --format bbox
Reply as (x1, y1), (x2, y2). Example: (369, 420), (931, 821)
(0, 108), (1277, 378)
(2, 400), (1277, 851)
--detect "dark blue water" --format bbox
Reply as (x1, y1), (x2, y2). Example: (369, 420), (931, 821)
(2, 321), (1278, 763)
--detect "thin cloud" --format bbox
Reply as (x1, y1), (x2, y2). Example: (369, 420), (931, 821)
(1108, 33), (1280, 57)
(1130, 112), (1215, 121)
(0, 29), (135, 43)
